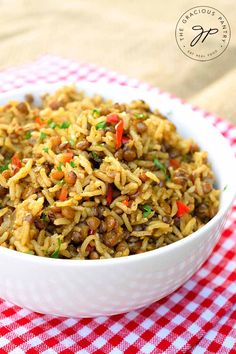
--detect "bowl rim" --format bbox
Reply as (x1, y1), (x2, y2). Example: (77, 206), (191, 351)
(0, 81), (235, 267)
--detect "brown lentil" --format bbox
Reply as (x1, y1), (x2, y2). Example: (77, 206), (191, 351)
(136, 121), (147, 133)
(0, 186), (7, 198)
(173, 217), (180, 228)
(47, 211), (56, 223)
(102, 230), (121, 247)
(202, 182), (213, 194)
(99, 221), (107, 233)
(162, 215), (173, 224)
(59, 142), (70, 151)
(62, 207), (75, 220)
(123, 148), (137, 162)
(105, 215), (117, 232)
(86, 216), (100, 230)
(89, 251), (99, 260)
(196, 203), (210, 219)
(116, 241), (128, 252)
(16, 102), (29, 115)
(25, 94), (34, 104)
(76, 140), (90, 151)
(64, 171), (77, 186)
(50, 206), (61, 213)
(173, 169), (188, 187)
(78, 223), (89, 238)
(50, 135), (61, 147)
(114, 149), (123, 160)
(71, 231), (83, 244)
(34, 217), (45, 230)
(49, 101), (62, 110)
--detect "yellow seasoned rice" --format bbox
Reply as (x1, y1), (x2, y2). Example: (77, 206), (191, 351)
(0, 86), (220, 259)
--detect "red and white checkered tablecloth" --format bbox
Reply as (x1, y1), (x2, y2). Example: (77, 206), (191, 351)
(0, 55), (235, 354)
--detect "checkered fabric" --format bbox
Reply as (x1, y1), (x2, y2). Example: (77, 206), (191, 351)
(0, 55), (235, 354)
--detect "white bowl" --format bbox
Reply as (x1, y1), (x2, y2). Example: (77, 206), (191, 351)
(0, 82), (235, 318)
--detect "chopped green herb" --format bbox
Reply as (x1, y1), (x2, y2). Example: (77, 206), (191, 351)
(60, 121), (71, 129)
(51, 239), (61, 258)
(96, 121), (106, 130)
(70, 161), (76, 168)
(57, 179), (65, 186)
(143, 204), (152, 218)
(40, 212), (47, 221)
(0, 204), (2, 209)
(47, 120), (57, 129)
(92, 108), (101, 118)
(154, 158), (170, 181)
(0, 163), (10, 173)
(57, 162), (64, 171)
(25, 131), (32, 140)
(91, 151), (101, 163)
(223, 185), (228, 192)
(43, 147), (49, 153)
(134, 113), (146, 119)
(40, 132), (47, 141)
(69, 138), (75, 147)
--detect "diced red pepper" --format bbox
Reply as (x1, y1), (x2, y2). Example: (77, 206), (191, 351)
(59, 152), (74, 164)
(176, 201), (190, 217)
(107, 184), (113, 206)
(122, 136), (130, 144)
(106, 113), (119, 124)
(170, 159), (180, 169)
(123, 198), (129, 206)
(35, 116), (45, 126)
(115, 120), (124, 149)
(59, 186), (68, 201)
(13, 166), (20, 175)
(12, 154), (22, 169)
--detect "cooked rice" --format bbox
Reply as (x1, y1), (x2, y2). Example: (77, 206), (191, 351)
(0, 86), (220, 259)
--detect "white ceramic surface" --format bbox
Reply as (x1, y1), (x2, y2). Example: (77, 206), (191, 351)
(0, 82), (235, 318)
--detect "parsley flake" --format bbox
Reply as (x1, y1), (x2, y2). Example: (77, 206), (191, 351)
(91, 151), (101, 163)
(47, 120), (57, 129)
(51, 239), (61, 258)
(154, 158), (170, 181)
(70, 161), (76, 168)
(40, 212), (47, 221)
(92, 108), (101, 118)
(69, 138), (75, 147)
(143, 204), (152, 218)
(40, 132), (47, 141)
(57, 162), (64, 171)
(96, 121), (106, 130)
(57, 179), (65, 186)
(60, 121), (71, 129)
(25, 131), (32, 140)
(0, 163), (10, 172)
(134, 113), (146, 119)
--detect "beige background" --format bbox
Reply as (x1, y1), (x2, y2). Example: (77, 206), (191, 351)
(0, 0), (235, 123)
